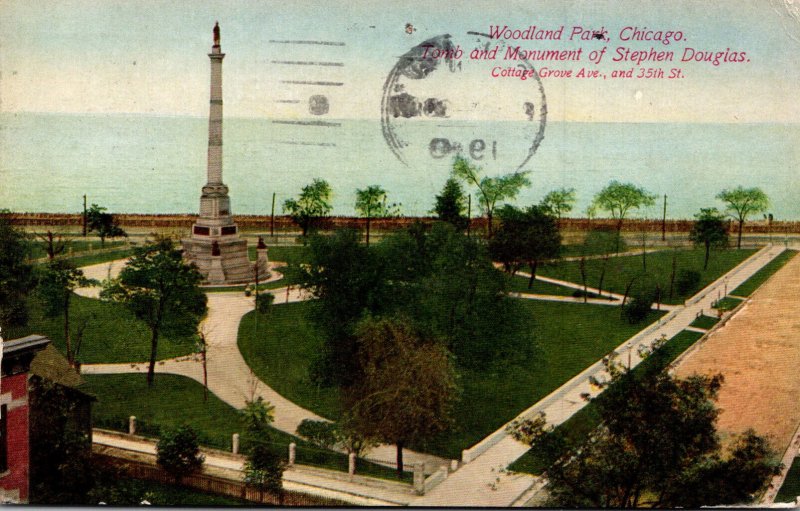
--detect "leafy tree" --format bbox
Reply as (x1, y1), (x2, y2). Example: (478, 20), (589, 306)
(239, 397), (286, 504)
(451, 156), (530, 238)
(540, 360), (779, 508)
(540, 187), (576, 224)
(101, 238), (207, 385)
(345, 316), (459, 476)
(355, 185), (401, 245)
(86, 203), (126, 247)
(297, 229), (389, 386)
(432, 177), (468, 230)
(591, 181), (656, 253)
(156, 425), (205, 483)
(489, 205), (561, 287)
(689, 208), (729, 269)
(0, 213), (35, 327)
(296, 418), (376, 458)
(37, 259), (96, 363)
(716, 186), (769, 249)
(283, 178), (333, 238)
(622, 283), (657, 324)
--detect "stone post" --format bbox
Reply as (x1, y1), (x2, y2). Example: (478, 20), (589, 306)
(413, 463), (425, 495)
(232, 433), (239, 454)
(129, 416), (136, 435)
(348, 452), (356, 479)
(289, 442), (296, 466)
(450, 459), (458, 472)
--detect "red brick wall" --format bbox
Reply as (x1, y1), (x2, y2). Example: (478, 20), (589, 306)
(0, 373), (29, 502)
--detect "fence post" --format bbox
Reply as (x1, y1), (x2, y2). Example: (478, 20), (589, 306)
(348, 452), (356, 479)
(413, 463), (425, 495)
(289, 442), (296, 466)
(232, 433), (239, 455)
(129, 416), (136, 435)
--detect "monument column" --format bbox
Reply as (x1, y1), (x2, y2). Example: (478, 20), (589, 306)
(182, 22), (269, 284)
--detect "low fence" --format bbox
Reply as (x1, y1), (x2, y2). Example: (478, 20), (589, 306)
(92, 451), (347, 506)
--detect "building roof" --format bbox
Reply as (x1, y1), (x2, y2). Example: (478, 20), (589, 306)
(2, 334), (50, 356)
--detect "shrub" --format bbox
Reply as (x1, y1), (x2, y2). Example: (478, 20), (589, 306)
(256, 292), (275, 315)
(296, 419), (338, 450)
(676, 269), (702, 295)
(156, 425), (205, 482)
(624, 286), (657, 324)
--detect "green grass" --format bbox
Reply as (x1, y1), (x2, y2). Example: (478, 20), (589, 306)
(713, 296), (743, 310)
(69, 247), (134, 268)
(689, 315), (719, 330)
(509, 330), (704, 475)
(238, 300), (665, 459)
(731, 249), (798, 297)
(508, 274), (595, 297)
(5, 295), (194, 364)
(537, 248), (757, 305)
(776, 457), (800, 503)
(29, 239), (127, 260)
(248, 244), (310, 265)
(85, 373), (407, 481)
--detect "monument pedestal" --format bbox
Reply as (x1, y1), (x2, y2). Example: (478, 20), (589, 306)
(182, 236), (262, 285)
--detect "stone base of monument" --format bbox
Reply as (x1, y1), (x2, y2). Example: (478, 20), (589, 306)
(181, 237), (266, 285)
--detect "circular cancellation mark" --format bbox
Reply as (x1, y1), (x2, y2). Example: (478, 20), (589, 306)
(381, 31), (547, 174)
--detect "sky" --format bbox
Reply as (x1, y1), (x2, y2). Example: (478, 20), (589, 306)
(2, 0), (800, 123)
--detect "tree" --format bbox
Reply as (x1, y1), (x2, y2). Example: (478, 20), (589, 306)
(282, 178), (333, 238)
(689, 208), (729, 269)
(37, 259), (96, 364)
(101, 238), (207, 385)
(297, 229), (389, 386)
(539, 360), (779, 508)
(0, 213), (35, 327)
(36, 230), (67, 260)
(355, 185), (400, 245)
(156, 425), (205, 483)
(239, 397), (286, 504)
(451, 156), (530, 238)
(489, 205), (561, 288)
(591, 181), (656, 253)
(716, 186), (769, 249)
(86, 203), (126, 247)
(540, 187), (576, 225)
(345, 316), (459, 476)
(432, 177), (468, 230)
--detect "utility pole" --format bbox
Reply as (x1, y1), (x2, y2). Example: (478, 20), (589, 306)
(82, 194), (87, 237)
(661, 194), (667, 242)
(270, 192), (276, 239)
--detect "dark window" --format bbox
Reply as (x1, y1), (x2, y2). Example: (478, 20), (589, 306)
(0, 404), (7, 473)
(221, 226), (237, 235)
(193, 226), (210, 236)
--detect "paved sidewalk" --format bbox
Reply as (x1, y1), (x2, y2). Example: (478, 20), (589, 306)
(417, 245), (785, 506)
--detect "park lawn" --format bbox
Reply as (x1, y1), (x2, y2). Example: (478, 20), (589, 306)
(30, 239), (127, 260)
(238, 300), (665, 459)
(248, 244), (310, 265)
(509, 329), (705, 475)
(690, 314), (720, 330)
(536, 248), (757, 305)
(776, 457), (800, 503)
(731, 249), (798, 297)
(714, 296), (743, 310)
(508, 274), (589, 297)
(4, 295), (194, 364)
(85, 374), (405, 481)
(69, 247), (135, 267)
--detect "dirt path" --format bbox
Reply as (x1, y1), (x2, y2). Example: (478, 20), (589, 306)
(674, 253), (800, 452)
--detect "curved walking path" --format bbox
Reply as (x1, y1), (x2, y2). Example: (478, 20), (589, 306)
(77, 259), (446, 472)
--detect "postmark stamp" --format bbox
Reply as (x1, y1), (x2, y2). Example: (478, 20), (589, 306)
(381, 32), (547, 174)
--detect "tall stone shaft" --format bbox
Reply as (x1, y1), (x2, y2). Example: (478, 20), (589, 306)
(207, 30), (224, 185)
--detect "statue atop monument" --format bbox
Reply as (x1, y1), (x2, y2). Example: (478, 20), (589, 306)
(213, 21), (220, 46)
